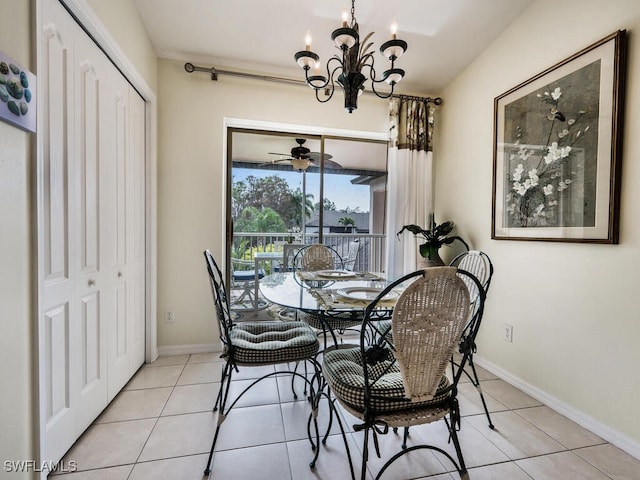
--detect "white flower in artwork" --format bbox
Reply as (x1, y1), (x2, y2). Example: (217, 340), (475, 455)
(512, 163), (524, 181)
(506, 81), (591, 228)
(513, 181), (527, 196)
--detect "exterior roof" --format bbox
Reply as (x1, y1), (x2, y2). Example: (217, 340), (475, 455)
(306, 211), (369, 229)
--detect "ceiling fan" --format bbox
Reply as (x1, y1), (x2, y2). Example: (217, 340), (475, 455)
(265, 138), (342, 171)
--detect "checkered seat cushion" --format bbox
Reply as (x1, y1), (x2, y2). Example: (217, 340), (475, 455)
(322, 345), (450, 413)
(229, 321), (319, 365)
(299, 311), (363, 331)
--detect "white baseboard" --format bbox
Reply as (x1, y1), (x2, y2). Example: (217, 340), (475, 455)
(157, 343), (221, 357)
(474, 354), (640, 460)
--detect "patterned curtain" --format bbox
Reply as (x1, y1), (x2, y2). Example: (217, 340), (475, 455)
(385, 97), (436, 277)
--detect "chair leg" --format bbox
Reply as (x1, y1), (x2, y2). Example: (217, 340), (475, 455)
(361, 427), (370, 480)
(468, 355), (495, 429)
(204, 361), (235, 475)
(204, 423), (222, 476)
(213, 361), (232, 411)
(401, 427), (409, 449)
(449, 413), (468, 479)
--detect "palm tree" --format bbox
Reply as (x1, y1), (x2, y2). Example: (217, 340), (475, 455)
(292, 189), (314, 219)
(339, 216), (356, 232)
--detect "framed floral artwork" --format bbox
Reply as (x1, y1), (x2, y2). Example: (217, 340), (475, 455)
(492, 30), (626, 243)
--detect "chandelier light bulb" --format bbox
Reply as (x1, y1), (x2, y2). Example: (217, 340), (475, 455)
(341, 8), (349, 27)
(305, 30), (312, 50)
(390, 18), (398, 39)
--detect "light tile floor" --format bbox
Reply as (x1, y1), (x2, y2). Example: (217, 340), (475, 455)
(50, 348), (640, 480)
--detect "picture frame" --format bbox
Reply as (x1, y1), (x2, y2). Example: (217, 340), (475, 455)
(0, 50), (36, 133)
(492, 30), (626, 243)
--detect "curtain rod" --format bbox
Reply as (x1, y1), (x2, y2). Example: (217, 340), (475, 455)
(184, 62), (443, 105)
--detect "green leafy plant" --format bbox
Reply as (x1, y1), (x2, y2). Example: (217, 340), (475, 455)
(397, 215), (468, 259)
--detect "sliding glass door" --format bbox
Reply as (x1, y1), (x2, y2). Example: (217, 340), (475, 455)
(226, 128), (387, 313)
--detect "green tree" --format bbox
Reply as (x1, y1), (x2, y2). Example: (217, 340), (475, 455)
(339, 216), (356, 232)
(235, 206), (287, 233)
(314, 198), (337, 212)
(342, 206), (362, 214)
(291, 188), (314, 219)
(232, 174), (307, 228)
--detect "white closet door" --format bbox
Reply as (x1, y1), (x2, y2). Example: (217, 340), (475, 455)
(128, 89), (146, 374)
(105, 67), (133, 399)
(40, 0), (78, 463)
(39, 0), (147, 462)
(73, 27), (110, 432)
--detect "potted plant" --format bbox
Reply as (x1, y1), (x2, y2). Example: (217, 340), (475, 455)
(397, 215), (468, 267)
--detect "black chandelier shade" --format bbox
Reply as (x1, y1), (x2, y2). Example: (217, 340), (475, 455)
(294, 1), (407, 113)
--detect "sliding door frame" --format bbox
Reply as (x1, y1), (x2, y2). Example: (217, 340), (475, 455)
(223, 117), (387, 284)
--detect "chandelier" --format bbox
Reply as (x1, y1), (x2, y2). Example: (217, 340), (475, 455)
(294, 0), (407, 113)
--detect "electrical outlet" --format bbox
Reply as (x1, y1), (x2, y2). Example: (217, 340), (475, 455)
(503, 324), (513, 342)
(166, 309), (175, 323)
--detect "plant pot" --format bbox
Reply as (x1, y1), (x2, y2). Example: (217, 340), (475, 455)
(417, 251), (445, 268)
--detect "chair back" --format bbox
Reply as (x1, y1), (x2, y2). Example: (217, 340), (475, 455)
(204, 250), (232, 348)
(342, 241), (361, 271)
(362, 267), (484, 403)
(297, 244), (341, 271)
(449, 250), (493, 299)
(449, 251), (492, 356)
(282, 243), (304, 271)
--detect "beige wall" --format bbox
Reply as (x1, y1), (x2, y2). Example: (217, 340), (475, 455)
(156, 59), (389, 348)
(85, 0), (158, 92)
(0, 1), (34, 475)
(437, 0), (640, 449)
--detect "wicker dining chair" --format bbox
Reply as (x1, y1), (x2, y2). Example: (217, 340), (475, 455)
(295, 244), (363, 337)
(449, 250), (495, 428)
(298, 243), (339, 271)
(202, 250), (321, 475)
(321, 267), (485, 480)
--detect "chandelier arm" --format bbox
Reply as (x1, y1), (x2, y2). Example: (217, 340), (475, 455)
(360, 63), (396, 99)
(303, 56), (343, 90)
(314, 86), (335, 103)
(313, 63), (342, 104)
(303, 66), (328, 90)
(369, 81), (396, 99)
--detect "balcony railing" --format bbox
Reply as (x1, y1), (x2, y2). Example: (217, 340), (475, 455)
(232, 232), (387, 273)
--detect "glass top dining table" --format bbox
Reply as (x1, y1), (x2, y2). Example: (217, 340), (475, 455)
(258, 270), (399, 313)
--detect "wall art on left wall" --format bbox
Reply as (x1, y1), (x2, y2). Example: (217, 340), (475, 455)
(0, 50), (36, 133)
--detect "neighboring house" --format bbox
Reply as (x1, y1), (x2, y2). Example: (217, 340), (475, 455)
(305, 211), (370, 234)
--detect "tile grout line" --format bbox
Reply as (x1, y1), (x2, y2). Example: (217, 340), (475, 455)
(124, 356), (192, 480)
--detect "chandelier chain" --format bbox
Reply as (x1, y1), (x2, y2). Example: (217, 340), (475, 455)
(350, 0), (356, 27)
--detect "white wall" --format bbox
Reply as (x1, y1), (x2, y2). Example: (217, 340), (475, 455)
(0, 2), (34, 474)
(156, 58), (389, 349)
(436, 0), (640, 452)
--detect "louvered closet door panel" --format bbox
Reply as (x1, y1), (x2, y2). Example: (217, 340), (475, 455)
(73, 30), (110, 433)
(40, 0), (78, 464)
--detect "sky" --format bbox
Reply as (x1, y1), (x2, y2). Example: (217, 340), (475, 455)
(233, 167), (370, 212)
